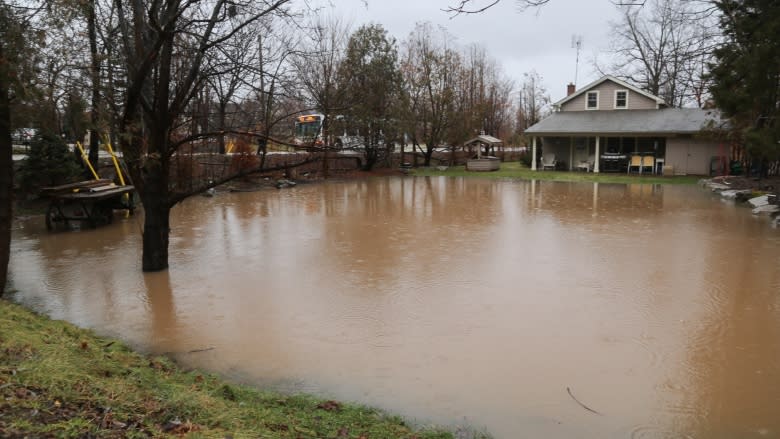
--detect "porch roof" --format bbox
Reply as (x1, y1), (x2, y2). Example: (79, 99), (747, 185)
(525, 108), (725, 137)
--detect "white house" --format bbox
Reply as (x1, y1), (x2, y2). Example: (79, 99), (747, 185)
(525, 75), (727, 175)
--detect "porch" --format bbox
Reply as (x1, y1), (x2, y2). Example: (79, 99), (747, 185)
(530, 135), (667, 174)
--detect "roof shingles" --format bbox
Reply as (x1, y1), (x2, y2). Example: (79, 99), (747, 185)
(525, 108), (724, 136)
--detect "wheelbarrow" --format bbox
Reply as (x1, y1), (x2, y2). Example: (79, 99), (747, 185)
(40, 179), (136, 230)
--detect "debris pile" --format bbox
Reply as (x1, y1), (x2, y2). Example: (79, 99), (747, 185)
(701, 176), (779, 227)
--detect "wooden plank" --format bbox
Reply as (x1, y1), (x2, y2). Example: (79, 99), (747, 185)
(56, 185), (135, 201)
(40, 179), (114, 196)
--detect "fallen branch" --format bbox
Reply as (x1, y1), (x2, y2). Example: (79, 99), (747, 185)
(566, 387), (603, 415)
(187, 347), (215, 354)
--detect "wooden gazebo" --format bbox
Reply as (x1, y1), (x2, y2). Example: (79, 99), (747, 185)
(464, 134), (503, 171)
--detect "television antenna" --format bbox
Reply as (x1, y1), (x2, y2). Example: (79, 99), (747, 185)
(571, 34), (583, 86)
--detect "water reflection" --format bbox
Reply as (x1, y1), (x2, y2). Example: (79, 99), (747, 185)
(8, 177), (780, 438)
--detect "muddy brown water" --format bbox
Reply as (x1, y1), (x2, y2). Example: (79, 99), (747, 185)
(9, 177), (780, 438)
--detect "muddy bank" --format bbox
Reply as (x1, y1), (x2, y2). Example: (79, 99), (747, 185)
(0, 298), (465, 438)
(708, 175), (780, 193)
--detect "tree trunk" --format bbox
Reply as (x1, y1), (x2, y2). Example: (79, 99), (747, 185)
(321, 116), (329, 178)
(87, 0), (101, 167)
(400, 138), (405, 165)
(423, 151), (433, 167)
(135, 120), (171, 271)
(218, 103), (227, 154)
(140, 171), (170, 272)
(423, 138), (434, 167)
(0, 43), (12, 296)
(363, 134), (376, 171)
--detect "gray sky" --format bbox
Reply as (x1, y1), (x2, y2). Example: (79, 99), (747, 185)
(315, 0), (624, 103)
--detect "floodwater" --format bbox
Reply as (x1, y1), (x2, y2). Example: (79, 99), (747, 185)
(8, 177), (780, 438)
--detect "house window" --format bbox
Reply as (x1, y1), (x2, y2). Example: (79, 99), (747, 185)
(615, 90), (628, 109)
(586, 91), (599, 110)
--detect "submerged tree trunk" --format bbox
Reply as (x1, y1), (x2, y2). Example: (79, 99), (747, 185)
(139, 159), (170, 272)
(141, 200), (170, 271)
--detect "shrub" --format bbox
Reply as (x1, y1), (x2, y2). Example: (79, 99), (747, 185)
(17, 133), (82, 195)
(518, 151), (532, 168)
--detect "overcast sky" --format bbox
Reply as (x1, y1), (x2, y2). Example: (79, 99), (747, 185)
(311, 0), (624, 103)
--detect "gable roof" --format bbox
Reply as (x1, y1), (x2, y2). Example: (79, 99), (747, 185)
(465, 134), (503, 145)
(553, 75), (666, 109)
(525, 108), (725, 136)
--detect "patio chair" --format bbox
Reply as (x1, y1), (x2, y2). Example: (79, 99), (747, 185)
(576, 155), (595, 172)
(540, 153), (557, 170)
(640, 155), (655, 174)
(627, 155), (642, 174)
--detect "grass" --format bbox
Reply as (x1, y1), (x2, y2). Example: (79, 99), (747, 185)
(410, 161), (701, 185)
(0, 298), (480, 439)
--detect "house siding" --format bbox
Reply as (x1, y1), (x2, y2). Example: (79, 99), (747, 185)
(561, 80), (658, 112)
(665, 137), (722, 175)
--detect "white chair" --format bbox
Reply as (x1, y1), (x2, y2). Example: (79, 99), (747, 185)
(576, 155), (595, 172)
(540, 153), (557, 170)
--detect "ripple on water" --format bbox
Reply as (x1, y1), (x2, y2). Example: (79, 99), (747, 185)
(41, 277), (68, 296)
(657, 399), (706, 420)
(701, 279), (732, 316)
(628, 333), (668, 371)
(313, 310), (387, 345)
(629, 424), (694, 439)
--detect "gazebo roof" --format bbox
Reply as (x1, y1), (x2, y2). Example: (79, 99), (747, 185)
(465, 134), (503, 145)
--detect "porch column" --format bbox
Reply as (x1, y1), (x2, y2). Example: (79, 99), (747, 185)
(531, 136), (537, 171)
(569, 137), (574, 171)
(594, 136), (600, 173)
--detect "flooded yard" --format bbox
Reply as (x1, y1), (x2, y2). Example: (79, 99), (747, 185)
(8, 177), (780, 438)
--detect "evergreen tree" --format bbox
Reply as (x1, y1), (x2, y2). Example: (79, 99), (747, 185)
(709, 0), (780, 176)
(17, 133), (82, 194)
(1, 1), (38, 296)
(339, 24), (403, 170)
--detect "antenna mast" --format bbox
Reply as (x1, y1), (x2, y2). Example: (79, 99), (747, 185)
(571, 35), (583, 86)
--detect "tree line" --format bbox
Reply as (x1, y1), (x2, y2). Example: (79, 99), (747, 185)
(0, 1), (548, 276)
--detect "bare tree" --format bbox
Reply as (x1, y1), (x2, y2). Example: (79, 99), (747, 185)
(245, 18), (301, 162)
(206, 27), (255, 154)
(292, 16), (350, 175)
(516, 70), (549, 133)
(597, 0), (718, 107)
(401, 22), (460, 167)
(444, 0), (646, 15)
(449, 44), (514, 157)
(113, 0), (314, 271)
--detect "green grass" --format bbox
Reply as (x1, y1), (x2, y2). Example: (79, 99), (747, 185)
(410, 161), (701, 185)
(0, 298), (482, 438)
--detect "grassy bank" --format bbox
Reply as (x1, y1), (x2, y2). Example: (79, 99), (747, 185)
(411, 161), (701, 185)
(0, 299), (464, 438)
